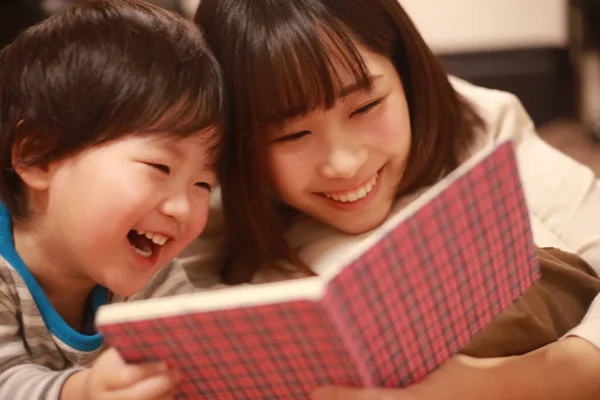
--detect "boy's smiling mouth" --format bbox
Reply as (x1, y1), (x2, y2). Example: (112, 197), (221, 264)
(127, 230), (172, 259)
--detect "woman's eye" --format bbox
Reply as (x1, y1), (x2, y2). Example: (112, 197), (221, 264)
(195, 182), (214, 192)
(350, 98), (384, 118)
(148, 163), (170, 174)
(273, 130), (311, 143)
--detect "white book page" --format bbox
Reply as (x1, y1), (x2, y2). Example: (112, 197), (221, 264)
(97, 275), (324, 325)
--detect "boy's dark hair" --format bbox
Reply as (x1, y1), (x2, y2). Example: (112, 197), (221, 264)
(0, 0), (223, 219)
(196, 0), (483, 283)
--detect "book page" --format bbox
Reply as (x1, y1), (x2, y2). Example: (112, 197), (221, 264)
(97, 275), (324, 324)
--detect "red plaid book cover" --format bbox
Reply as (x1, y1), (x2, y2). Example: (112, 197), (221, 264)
(97, 141), (539, 399)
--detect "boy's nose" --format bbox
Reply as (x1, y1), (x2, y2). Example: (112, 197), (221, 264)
(160, 192), (191, 223)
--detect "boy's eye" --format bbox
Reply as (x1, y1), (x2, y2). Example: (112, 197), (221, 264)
(195, 182), (215, 192)
(274, 130), (311, 143)
(350, 98), (384, 118)
(148, 163), (170, 174)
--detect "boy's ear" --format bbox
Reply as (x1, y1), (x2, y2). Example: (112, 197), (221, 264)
(11, 138), (52, 191)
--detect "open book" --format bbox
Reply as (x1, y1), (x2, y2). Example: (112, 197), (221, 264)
(96, 140), (539, 399)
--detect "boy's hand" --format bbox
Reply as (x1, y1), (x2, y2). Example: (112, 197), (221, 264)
(63, 348), (180, 400)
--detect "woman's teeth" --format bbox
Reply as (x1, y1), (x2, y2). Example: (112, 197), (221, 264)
(324, 173), (378, 203)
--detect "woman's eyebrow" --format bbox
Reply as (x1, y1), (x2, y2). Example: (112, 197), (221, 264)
(338, 74), (384, 98)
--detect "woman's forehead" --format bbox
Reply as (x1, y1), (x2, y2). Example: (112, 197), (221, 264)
(245, 23), (379, 127)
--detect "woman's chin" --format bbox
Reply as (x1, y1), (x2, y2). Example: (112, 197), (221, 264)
(326, 209), (392, 235)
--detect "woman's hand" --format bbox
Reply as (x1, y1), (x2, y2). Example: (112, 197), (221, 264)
(311, 355), (501, 400)
(312, 338), (600, 400)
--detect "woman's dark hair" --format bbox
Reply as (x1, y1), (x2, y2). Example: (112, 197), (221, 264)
(195, 0), (483, 283)
(0, 0), (223, 219)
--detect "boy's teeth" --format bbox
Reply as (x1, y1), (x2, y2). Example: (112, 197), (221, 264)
(133, 247), (152, 258)
(151, 234), (168, 246)
(324, 173), (378, 203)
(134, 231), (169, 246)
(142, 232), (168, 245)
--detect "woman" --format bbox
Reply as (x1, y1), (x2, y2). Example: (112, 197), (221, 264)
(189, 0), (600, 398)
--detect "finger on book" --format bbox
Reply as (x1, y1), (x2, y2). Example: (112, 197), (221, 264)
(107, 369), (180, 400)
(103, 358), (170, 389)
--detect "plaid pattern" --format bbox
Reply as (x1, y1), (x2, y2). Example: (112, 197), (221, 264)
(99, 141), (539, 399)
(102, 302), (364, 399)
(323, 141), (538, 388)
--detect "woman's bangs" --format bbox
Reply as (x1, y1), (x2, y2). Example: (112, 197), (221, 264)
(248, 18), (373, 128)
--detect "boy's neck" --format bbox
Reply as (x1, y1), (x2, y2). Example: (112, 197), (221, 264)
(12, 217), (97, 330)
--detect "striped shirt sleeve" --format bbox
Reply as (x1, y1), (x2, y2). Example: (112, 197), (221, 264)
(0, 275), (82, 400)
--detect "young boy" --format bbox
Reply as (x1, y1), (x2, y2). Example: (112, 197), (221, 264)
(0, 1), (223, 399)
